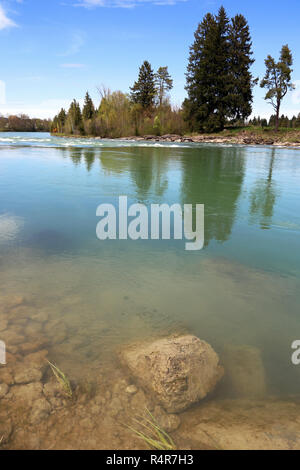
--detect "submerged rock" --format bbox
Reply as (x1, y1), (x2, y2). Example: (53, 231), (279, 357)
(0, 383), (9, 398)
(125, 385), (138, 395)
(1, 295), (26, 312)
(0, 318), (8, 332)
(221, 344), (267, 399)
(179, 399), (300, 450)
(153, 405), (181, 432)
(29, 398), (51, 425)
(14, 365), (43, 385)
(121, 335), (224, 413)
(0, 367), (14, 385)
(8, 382), (43, 405)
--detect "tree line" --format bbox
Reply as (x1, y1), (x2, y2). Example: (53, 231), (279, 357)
(249, 113), (300, 129)
(51, 64), (185, 137)
(0, 114), (50, 132)
(51, 5), (296, 137)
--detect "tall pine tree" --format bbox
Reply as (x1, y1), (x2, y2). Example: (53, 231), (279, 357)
(185, 6), (256, 132)
(185, 7), (231, 132)
(228, 14), (256, 121)
(130, 61), (156, 110)
(57, 108), (66, 133)
(67, 100), (83, 134)
(82, 92), (95, 121)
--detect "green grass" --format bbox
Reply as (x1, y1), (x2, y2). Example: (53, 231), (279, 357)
(126, 408), (176, 450)
(47, 361), (73, 399)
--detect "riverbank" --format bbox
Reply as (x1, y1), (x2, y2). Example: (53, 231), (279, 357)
(52, 127), (300, 148)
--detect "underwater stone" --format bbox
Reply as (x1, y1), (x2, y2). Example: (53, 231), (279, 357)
(153, 405), (181, 432)
(121, 335), (224, 413)
(221, 344), (267, 399)
(179, 399), (300, 450)
(125, 385), (138, 395)
(0, 368), (14, 385)
(0, 318), (8, 332)
(8, 382), (43, 405)
(0, 383), (9, 398)
(29, 398), (51, 425)
(14, 365), (43, 384)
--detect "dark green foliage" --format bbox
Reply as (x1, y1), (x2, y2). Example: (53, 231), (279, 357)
(260, 45), (294, 131)
(67, 99), (83, 134)
(82, 92), (95, 121)
(249, 113), (300, 129)
(54, 108), (67, 133)
(228, 14), (256, 121)
(185, 12), (225, 132)
(130, 61), (156, 110)
(185, 6), (256, 132)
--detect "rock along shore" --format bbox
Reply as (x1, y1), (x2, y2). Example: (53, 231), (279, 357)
(120, 133), (300, 148)
(53, 132), (300, 148)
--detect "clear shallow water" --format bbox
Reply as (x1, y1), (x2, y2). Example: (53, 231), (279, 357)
(1, 132), (300, 395)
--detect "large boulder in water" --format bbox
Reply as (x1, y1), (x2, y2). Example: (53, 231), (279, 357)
(121, 335), (224, 413)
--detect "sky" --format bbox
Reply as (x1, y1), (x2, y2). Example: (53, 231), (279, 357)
(0, 0), (300, 119)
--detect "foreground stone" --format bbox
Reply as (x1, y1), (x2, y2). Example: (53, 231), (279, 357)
(121, 335), (224, 413)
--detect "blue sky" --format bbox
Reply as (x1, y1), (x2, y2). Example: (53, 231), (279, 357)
(0, 0), (300, 119)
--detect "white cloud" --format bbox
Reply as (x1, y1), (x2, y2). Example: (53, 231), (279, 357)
(58, 31), (85, 56)
(75, 0), (187, 8)
(0, 4), (17, 30)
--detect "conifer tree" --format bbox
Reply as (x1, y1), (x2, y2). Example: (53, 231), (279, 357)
(57, 108), (66, 133)
(185, 6), (256, 132)
(228, 14), (256, 121)
(260, 45), (294, 132)
(185, 7), (231, 132)
(155, 66), (173, 107)
(67, 100), (83, 134)
(215, 6), (231, 122)
(184, 13), (217, 132)
(82, 92), (95, 121)
(130, 61), (156, 110)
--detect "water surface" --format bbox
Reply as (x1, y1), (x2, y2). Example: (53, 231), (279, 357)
(1, 132), (300, 396)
